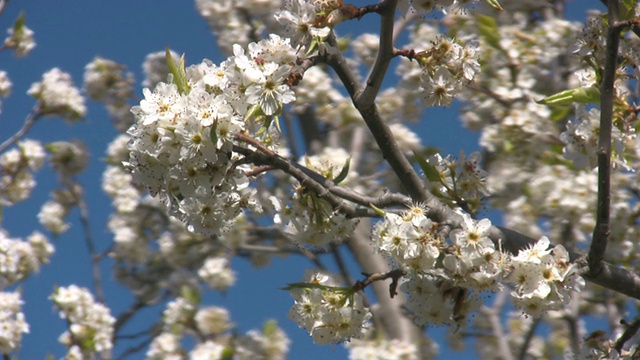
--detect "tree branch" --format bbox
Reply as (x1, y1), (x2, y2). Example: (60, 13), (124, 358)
(235, 140), (640, 300)
(588, 0), (620, 277)
(323, 33), (429, 204)
(482, 291), (514, 360)
(347, 220), (423, 343)
(0, 105), (41, 153)
(232, 142), (409, 216)
(614, 318), (640, 353)
(356, 0), (398, 105)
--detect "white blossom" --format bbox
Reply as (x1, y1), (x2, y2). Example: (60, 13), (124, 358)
(0, 291), (29, 353)
(27, 68), (86, 120)
(198, 257), (236, 290)
(51, 285), (115, 357)
(0, 70), (12, 98)
(4, 20), (35, 57)
(288, 271), (371, 344)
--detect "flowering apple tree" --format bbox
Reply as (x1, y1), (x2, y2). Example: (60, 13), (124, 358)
(2, 0), (640, 359)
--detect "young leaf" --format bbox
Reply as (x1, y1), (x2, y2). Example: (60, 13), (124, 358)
(537, 86), (600, 105)
(484, 0), (504, 12)
(477, 15), (503, 51)
(166, 47), (189, 94)
(209, 120), (218, 146)
(13, 12), (26, 30)
(332, 157), (351, 185)
(414, 150), (442, 183)
(620, 0), (637, 21)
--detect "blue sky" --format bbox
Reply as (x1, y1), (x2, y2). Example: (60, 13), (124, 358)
(1, 1), (605, 359)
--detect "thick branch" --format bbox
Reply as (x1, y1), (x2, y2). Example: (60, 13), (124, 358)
(614, 318), (640, 353)
(347, 220), (423, 343)
(324, 34), (429, 204)
(357, 0), (398, 105)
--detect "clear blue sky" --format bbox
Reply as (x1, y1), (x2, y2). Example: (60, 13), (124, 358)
(1, 1), (604, 359)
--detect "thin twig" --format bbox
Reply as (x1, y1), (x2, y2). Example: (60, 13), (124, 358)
(517, 316), (541, 360)
(69, 179), (105, 303)
(0, 105), (40, 153)
(588, 0), (620, 277)
(0, 0), (8, 18)
(482, 291), (514, 360)
(330, 243), (354, 285)
(114, 295), (162, 333)
(232, 143), (406, 217)
(565, 291), (582, 356)
(115, 337), (153, 360)
(614, 318), (640, 353)
(352, 268), (405, 297)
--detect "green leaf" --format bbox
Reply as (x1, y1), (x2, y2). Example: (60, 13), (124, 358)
(306, 37), (320, 56)
(244, 103), (263, 122)
(620, 0), (636, 21)
(166, 47), (189, 94)
(263, 319), (278, 336)
(221, 347), (234, 360)
(273, 115), (282, 132)
(303, 154), (313, 169)
(503, 139), (514, 153)
(550, 106), (572, 122)
(14, 12), (26, 30)
(537, 86), (600, 106)
(413, 150), (441, 183)
(180, 285), (201, 305)
(209, 121), (218, 146)
(79, 328), (97, 350)
(484, 0), (504, 11)
(332, 157), (351, 185)
(477, 15), (502, 51)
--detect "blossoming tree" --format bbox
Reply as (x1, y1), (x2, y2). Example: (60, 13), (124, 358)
(1, 0), (640, 359)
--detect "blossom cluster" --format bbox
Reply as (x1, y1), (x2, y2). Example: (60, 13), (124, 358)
(147, 296), (290, 360)
(508, 237), (585, 316)
(347, 337), (421, 360)
(0, 230), (53, 289)
(287, 271), (371, 344)
(561, 106), (634, 170)
(195, 0), (281, 52)
(51, 285), (115, 359)
(423, 151), (488, 212)
(274, 0), (333, 49)
(374, 207), (582, 325)
(102, 134), (250, 309)
(413, 35), (480, 107)
(126, 34), (299, 236)
(3, 13), (35, 57)
(0, 70), (12, 105)
(27, 68), (86, 121)
(271, 147), (358, 247)
(0, 139), (45, 205)
(84, 56), (136, 132)
(0, 291), (29, 353)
